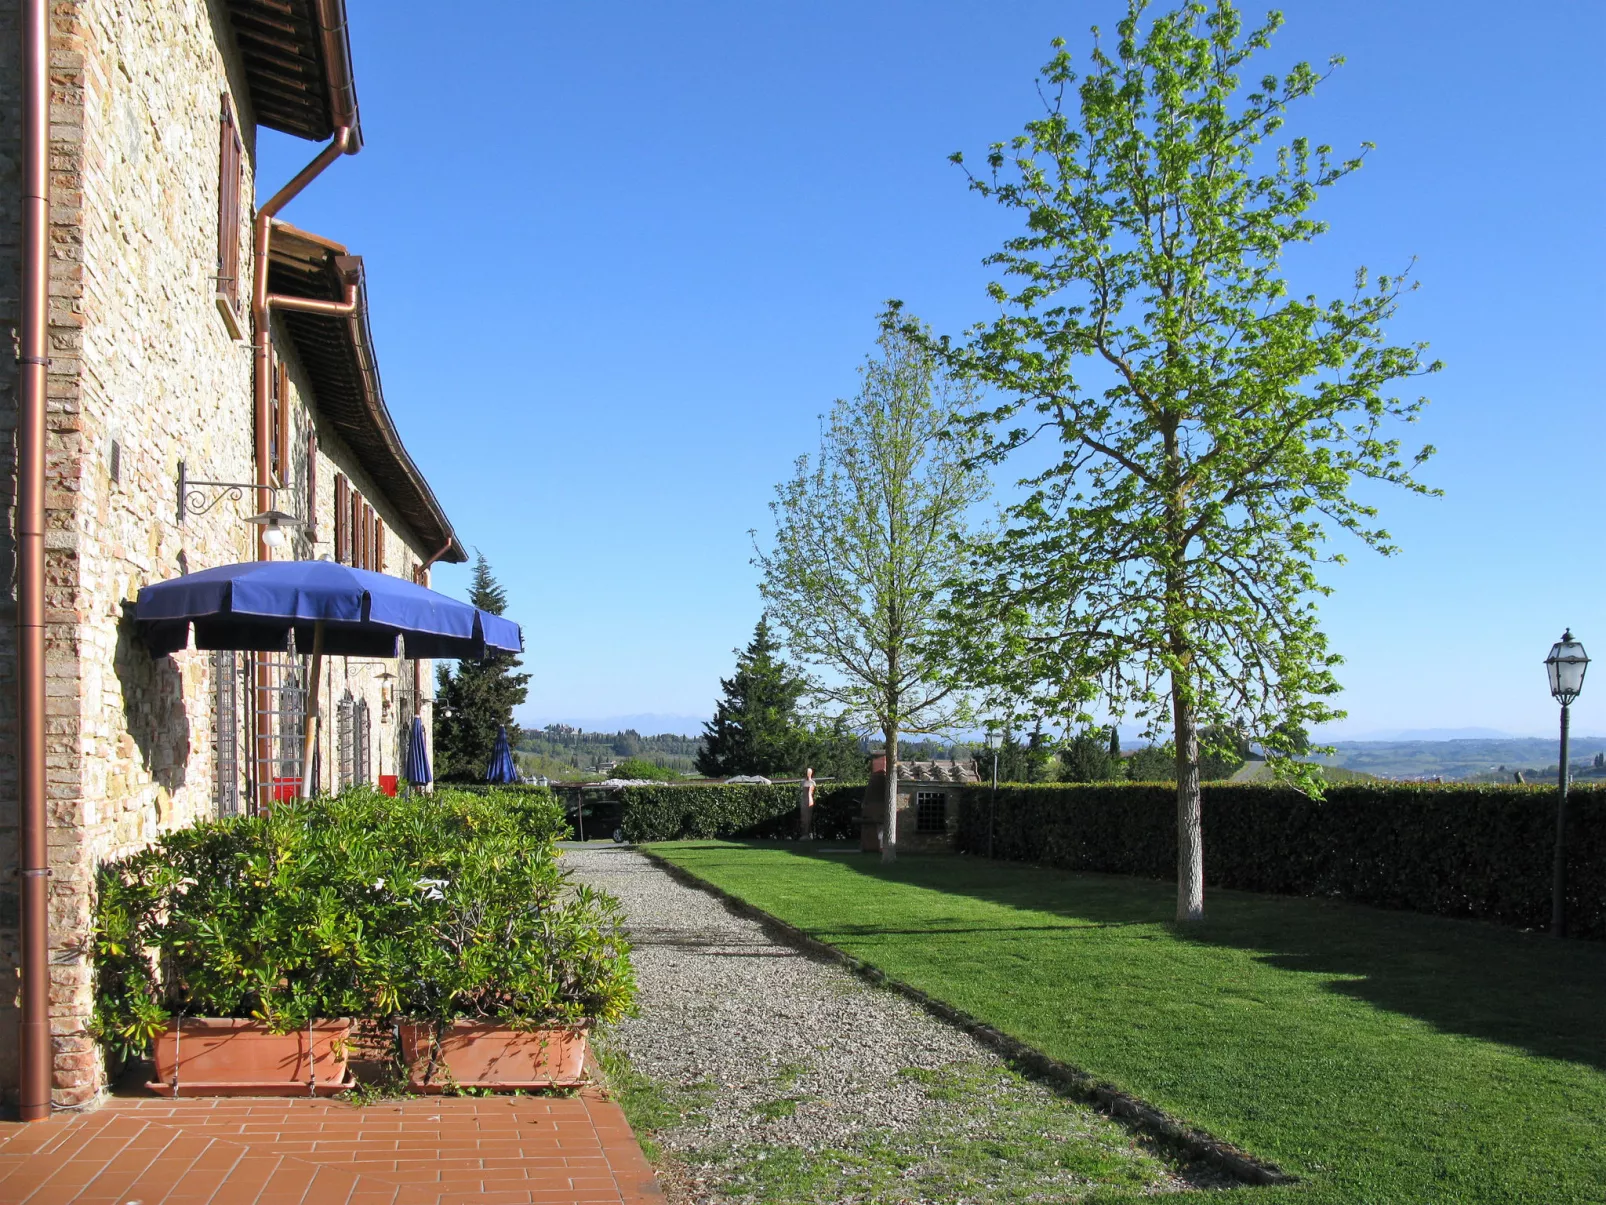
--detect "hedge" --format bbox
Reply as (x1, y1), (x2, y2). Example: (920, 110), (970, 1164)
(618, 782), (865, 843)
(956, 782), (1606, 940)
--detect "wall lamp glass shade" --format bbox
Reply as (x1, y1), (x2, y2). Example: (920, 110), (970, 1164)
(247, 508), (302, 551)
(1545, 630), (1589, 705)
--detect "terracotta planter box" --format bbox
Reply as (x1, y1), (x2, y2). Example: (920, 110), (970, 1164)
(399, 1021), (589, 1091)
(147, 1018), (353, 1097)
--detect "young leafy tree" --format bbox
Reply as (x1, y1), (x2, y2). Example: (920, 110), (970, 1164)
(756, 319), (987, 862)
(695, 618), (810, 778)
(919, 1), (1439, 917)
(433, 553), (531, 780)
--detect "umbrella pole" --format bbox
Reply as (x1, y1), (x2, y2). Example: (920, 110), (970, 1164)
(299, 620), (325, 800)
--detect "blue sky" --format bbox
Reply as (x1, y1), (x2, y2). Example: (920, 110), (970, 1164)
(259, 1), (1605, 740)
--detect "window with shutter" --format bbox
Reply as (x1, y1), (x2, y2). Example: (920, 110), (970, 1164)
(216, 95), (243, 314)
(351, 490), (365, 568)
(334, 474), (349, 563)
(276, 361), (291, 485)
(305, 430), (319, 542)
(374, 516), (386, 574)
(268, 356), (287, 486)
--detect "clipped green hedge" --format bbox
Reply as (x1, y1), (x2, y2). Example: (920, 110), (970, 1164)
(956, 782), (1606, 939)
(618, 782), (865, 843)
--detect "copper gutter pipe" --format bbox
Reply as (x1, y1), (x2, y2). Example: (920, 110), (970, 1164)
(266, 283), (359, 318)
(17, 0), (52, 1123)
(251, 127), (353, 558)
(411, 539), (457, 704)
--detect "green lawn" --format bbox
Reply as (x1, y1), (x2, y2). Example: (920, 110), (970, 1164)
(645, 841), (1606, 1204)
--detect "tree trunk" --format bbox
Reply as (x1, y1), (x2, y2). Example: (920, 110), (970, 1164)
(1172, 676), (1204, 922)
(882, 726), (899, 864)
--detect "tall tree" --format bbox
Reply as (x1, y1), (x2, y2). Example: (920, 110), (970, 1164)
(921, 1), (1438, 917)
(695, 618), (810, 778)
(756, 319), (987, 862)
(434, 553), (531, 780)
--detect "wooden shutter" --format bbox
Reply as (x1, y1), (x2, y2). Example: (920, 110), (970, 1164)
(351, 490), (365, 569)
(216, 95), (242, 308)
(366, 505), (378, 571)
(374, 516), (386, 574)
(305, 429), (319, 542)
(275, 361), (291, 485)
(334, 474), (349, 563)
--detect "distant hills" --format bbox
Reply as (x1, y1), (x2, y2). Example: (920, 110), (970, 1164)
(1318, 737), (1606, 780)
(519, 713), (707, 738)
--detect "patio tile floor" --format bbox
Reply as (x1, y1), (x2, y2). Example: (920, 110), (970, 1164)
(0, 1092), (662, 1204)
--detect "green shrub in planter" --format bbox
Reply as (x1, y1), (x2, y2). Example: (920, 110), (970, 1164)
(92, 786), (633, 1058)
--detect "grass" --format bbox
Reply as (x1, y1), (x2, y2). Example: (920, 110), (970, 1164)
(647, 841), (1606, 1204)
(688, 1059), (1176, 1204)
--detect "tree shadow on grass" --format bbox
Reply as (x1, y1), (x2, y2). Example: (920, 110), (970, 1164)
(714, 842), (1606, 1075)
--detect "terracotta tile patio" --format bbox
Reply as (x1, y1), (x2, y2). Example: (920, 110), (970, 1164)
(0, 1090), (662, 1204)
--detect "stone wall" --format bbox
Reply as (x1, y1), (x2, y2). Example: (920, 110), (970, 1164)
(0, 0), (441, 1109)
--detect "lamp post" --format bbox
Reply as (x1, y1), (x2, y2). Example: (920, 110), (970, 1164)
(1545, 630), (1589, 937)
(984, 727), (1001, 859)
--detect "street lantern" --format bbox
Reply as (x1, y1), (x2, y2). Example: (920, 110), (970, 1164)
(1544, 630), (1588, 937)
(1546, 630), (1589, 704)
(983, 726), (1002, 859)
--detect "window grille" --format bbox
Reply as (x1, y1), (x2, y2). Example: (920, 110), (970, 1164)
(336, 690), (355, 787)
(354, 697), (371, 785)
(915, 790), (947, 834)
(247, 640), (308, 810)
(212, 650), (240, 817)
(394, 662), (417, 774)
(216, 94), (243, 308)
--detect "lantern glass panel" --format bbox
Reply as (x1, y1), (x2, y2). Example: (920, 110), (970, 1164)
(1546, 637), (1589, 703)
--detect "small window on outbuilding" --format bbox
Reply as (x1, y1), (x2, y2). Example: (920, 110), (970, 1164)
(915, 790), (947, 834)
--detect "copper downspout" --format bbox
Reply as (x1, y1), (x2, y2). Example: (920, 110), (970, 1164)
(17, 0), (51, 1123)
(411, 539), (456, 703)
(248, 130), (353, 815)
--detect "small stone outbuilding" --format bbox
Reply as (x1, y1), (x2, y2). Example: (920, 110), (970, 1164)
(859, 756), (980, 852)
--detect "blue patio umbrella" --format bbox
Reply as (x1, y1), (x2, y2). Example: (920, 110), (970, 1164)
(136, 560), (522, 798)
(485, 725), (518, 784)
(405, 715), (433, 787)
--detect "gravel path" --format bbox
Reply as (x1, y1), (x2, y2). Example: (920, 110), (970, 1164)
(564, 844), (1215, 1203)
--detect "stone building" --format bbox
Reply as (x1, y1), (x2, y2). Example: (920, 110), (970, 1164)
(859, 756), (981, 852)
(0, 1), (467, 1111)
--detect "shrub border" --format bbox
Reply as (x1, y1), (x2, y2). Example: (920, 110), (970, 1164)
(638, 847), (1293, 1188)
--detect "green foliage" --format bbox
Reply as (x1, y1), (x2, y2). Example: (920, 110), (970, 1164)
(619, 783), (864, 843)
(609, 757), (680, 782)
(696, 619), (812, 778)
(434, 553), (532, 780)
(91, 787), (634, 1057)
(954, 781), (1606, 938)
(755, 319), (988, 857)
(1057, 728), (1122, 782)
(915, 0), (1440, 917)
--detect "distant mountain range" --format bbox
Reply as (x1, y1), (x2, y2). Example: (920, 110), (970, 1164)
(518, 713), (708, 738)
(1318, 736), (1606, 780)
(1320, 726), (1524, 741)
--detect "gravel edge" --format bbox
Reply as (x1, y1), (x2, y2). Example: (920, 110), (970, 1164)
(638, 847), (1296, 1189)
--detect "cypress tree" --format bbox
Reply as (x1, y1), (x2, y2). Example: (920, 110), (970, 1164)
(695, 619), (808, 778)
(433, 553), (531, 780)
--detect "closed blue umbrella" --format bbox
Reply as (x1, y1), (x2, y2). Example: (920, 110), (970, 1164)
(405, 715), (432, 787)
(486, 725), (518, 784)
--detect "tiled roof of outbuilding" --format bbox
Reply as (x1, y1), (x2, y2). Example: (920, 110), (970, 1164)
(269, 222), (465, 564)
(896, 761), (980, 784)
